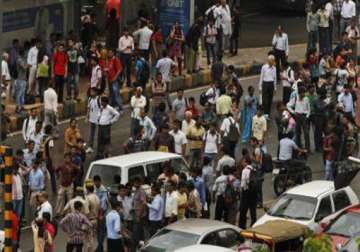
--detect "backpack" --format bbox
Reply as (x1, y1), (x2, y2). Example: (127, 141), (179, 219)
(138, 59), (150, 84)
(226, 118), (240, 142)
(261, 150), (274, 173)
(199, 92), (208, 106)
(223, 176), (237, 206)
(248, 167), (263, 193)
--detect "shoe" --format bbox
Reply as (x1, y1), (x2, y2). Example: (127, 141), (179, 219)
(86, 147), (94, 153)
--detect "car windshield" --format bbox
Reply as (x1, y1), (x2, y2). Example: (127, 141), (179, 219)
(326, 212), (360, 238)
(269, 194), (317, 220)
(143, 229), (200, 252)
(89, 164), (121, 189)
(170, 158), (189, 174)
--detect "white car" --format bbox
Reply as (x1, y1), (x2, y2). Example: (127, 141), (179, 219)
(254, 180), (359, 230)
(141, 219), (242, 252)
(174, 245), (234, 252)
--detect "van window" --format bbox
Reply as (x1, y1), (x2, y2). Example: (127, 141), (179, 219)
(128, 166), (145, 182)
(146, 163), (162, 183)
(170, 158), (189, 174)
(216, 229), (241, 248)
(333, 190), (351, 212)
(315, 196), (332, 222)
(89, 165), (121, 188)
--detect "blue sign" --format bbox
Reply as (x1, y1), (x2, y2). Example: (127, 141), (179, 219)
(2, 4), (64, 33)
(159, 0), (190, 37)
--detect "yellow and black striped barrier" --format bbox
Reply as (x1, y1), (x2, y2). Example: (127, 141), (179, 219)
(0, 146), (13, 252)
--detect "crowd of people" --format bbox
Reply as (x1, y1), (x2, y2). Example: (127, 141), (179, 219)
(1, 0), (360, 251)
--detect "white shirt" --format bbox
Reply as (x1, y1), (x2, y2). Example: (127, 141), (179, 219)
(165, 191), (178, 218)
(181, 119), (195, 135)
(220, 117), (239, 137)
(36, 201), (53, 220)
(169, 130), (188, 155)
(205, 87), (219, 105)
(279, 137), (298, 161)
(90, 65), (102, 88)
(22, 116), (38, 142)
(98, 104), (120, 125)
(29, 131), (43, 154)
(259, 63), (277, 91)
(118, 35), (135, 54)
(88, 96), (101, 124)
(341, 0), (356, 18)
(272, 33), (289, 55)
(27, 46), (39, 67)
(326, 2), (334, 20)
(1, 60), (11, 81)
(281, 67), (295, 88)
(133, 26), (153, 50)
(12, 174), (23, 201)
(117, 195), (133, 221)
(216, 155), (235, 173)
(156, 57), (176, 82)
(130, 95), (147, 118)
(287, 95), (311, 118)
(214, 5), (232, 35)
(338, 92), (354, 113)
(252, 115), (267, 142)
(203, 130), (221, 154)
(44, 87), (58, 112)
(138, 116), (157, 140)
(240, 165), (252, 191)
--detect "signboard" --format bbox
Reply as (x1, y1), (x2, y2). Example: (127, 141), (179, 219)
(159, 0), (193, 37)
(2, 4), (64, 33)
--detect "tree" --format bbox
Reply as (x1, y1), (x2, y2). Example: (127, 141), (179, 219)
(303, 233), (332, 252)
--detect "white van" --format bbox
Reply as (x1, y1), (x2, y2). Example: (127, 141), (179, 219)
(85, 151), (190, 189)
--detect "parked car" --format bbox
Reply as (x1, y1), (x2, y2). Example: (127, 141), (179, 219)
(318, 204), (360, 251)
(240, 220), (309, 252)
(254, 181), (359, 230)
(85, 151), (189, 189)
(174, 245), (234, 252)
(141, 219), (242, 252)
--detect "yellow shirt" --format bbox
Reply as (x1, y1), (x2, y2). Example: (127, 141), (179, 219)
(216, 95), (232, 115)
(177, 192), (188, 220)
(252, 115), (267, 141)
(187, 126), (205, 150)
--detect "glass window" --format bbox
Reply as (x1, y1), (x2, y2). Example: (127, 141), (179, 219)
(145, 229), (200, 252)
(201, 232), (218, 246)
(269, 194), (317, 220)
(315, 196), (332, 222)
(146, 163), (162, 183)
(89, 165), (121, 188)
(333, 190), (351, 212)
(128, 166), (145, 182)
(326, 212), (360, 237)
(170, 158), (189, 174)
(216, 229), (241, 248)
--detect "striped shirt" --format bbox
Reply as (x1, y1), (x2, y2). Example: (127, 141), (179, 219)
(60, 211), (92, 244)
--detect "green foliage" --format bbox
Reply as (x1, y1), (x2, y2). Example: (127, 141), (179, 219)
(253, 246), (271, 252)
(303, 233), (332, 252)
(357, 236), (360, 250)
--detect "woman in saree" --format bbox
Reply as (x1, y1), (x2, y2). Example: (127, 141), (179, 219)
(241, 86), (257, 143)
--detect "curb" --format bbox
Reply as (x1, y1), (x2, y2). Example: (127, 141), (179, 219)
(7, 59), (304, 132)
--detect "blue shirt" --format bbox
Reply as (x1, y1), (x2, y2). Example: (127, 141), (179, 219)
(106, 210), (121, 239)
(192, 176), (206, 207)
(95, 185), (108, 212)
(28, 169), (44, 191)
(147, 194), (164, 221)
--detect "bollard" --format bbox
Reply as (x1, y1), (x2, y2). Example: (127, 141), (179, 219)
(0, 146), (12, 252)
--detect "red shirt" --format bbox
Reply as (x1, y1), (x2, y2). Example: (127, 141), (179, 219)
(12, 212), (18, 241)
(106, 0), (121, 18)
(107, 56), (123, 82)
(53, 52), (68, 76)
(186, 105), (199, 118)
(44, 222), (56, 252)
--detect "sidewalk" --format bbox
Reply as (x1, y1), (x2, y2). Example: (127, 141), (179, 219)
(4, 43), (307, 132)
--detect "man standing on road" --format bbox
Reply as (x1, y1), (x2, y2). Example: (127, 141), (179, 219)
(60, 201), (93, 252)
(118, 27), (134, 87)
(318, 4), (331, 55)
(106, 200), (124, 252)
(333, 0), (344, 41)
(107, 48), (123, 113)
(97, 96), (120, 158)
(130, 87), (147, 136)
(259, 55), (277, 119)
(306, 5), (320, 52)
(86, 88), (100, 153)
(22, 108), (39, 143)
(27, 39), (40, 96)
(44, 81), (59, 137)
(133, 20), (153, 60)
(220, 112), (240, 158)
(52, 43), (68, 103)
(340, 0), (356, 34)
(170, 120), (188, 157)
(94, 175), (108, 252)
(272, 25), (288, 81)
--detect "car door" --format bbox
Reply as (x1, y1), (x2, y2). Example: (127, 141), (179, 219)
(314, 196), (333, 223)
(331, 189), (352, 213)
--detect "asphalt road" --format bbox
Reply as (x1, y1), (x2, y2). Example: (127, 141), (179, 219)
(5, 75), (358, 251)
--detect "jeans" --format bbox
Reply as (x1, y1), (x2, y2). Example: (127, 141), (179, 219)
(44, 110), (59, 136)
(13, 199), (23, 219)
(107, 238), (124, 252)
(66, 243), (83, 252)
(54, 75), (65, 103)
(340, 17), (352, 35)
(121, 53), (132, 87)
(216, 27), (223, 59)
(67, 73), (79, 98)
(97, 219), (106, 252)
(38, 77), (48, 102)
(14, 79), (26, 109)
(295, 114), (310, 151)
(215, 195), (229, 222)
(319, 27), (330, 55)
(262, 82), (274, 116)
(283, 86), (292, 105)
(274, 49), (287, 81)
(307, 31), (318, 52)
(88, 122), (97, 148)
(205, 43), (216, 65)
(325, 160), (334, 181)
(230, 33), (239, 54)
(190, 149), (202, 169)
(133, 219), (144, 248)
(239, 190), (257, 229)
(109, 80), (123, 111)
(148, 220), (162, 237)
(98, 125), (111, 157)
